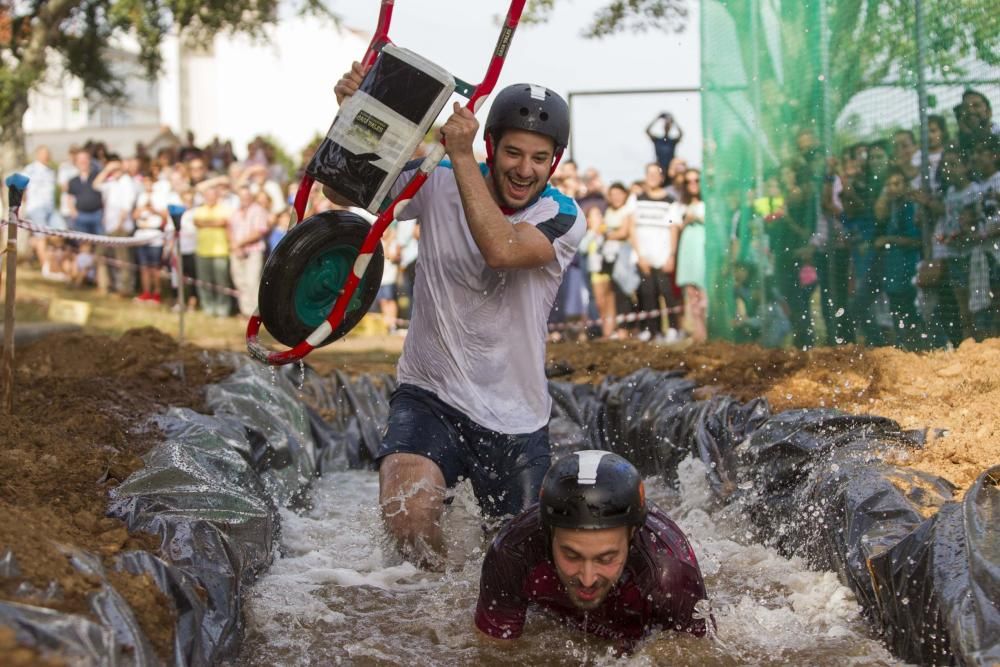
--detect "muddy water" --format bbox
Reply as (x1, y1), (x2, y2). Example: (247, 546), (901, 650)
(236, 459), (903, 666)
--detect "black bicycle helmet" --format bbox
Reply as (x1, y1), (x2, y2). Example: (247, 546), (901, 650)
(540, 451), (647, 530)
(484, 83), (570, 152)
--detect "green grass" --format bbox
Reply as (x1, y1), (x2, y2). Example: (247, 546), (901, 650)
(4, 265), (403, 371)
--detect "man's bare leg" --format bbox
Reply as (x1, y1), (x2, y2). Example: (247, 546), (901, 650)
(379, 453), (447, 570)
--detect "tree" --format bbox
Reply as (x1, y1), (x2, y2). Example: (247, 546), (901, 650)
(0, 0), (330, 177)
(826, 0), (1000, 120)
(523, 0), (689, 37)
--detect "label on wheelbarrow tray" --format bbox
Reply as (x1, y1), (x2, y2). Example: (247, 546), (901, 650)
(350, 110), (389, 150)
(330, 93), (417, 169)
(306, 45), (455, 213)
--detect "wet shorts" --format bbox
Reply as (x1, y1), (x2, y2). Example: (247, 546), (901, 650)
(377, 383), (551, 519)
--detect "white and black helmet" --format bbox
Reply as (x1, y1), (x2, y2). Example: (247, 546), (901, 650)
(540, 450), (647, 531)
(484, 83), (571, 153)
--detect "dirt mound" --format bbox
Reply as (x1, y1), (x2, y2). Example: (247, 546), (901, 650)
(0, 327), (232, 661)
(548, 338), (1000, 490)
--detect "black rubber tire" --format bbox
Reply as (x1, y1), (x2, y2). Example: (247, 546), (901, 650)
(258, 210), (384, 349)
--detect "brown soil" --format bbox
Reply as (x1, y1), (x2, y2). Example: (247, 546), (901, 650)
(547, 338), (1000, 490)
(0, 327), (233, 662)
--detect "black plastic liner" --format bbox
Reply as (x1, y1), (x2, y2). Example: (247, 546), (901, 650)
(4, 361), (995, 666)
(550, 370), (999, 666)
(0, 357), (366, 666)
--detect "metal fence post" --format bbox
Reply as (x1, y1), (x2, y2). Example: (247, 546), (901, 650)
(914, 0), (933, 256)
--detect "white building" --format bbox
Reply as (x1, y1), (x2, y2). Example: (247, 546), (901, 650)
(24, 15), (368, 163)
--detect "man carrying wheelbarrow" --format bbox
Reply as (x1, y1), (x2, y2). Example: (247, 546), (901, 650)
(331, 66), (586, 569)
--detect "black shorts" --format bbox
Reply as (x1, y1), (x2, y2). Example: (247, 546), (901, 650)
(377, 383), (551, 519)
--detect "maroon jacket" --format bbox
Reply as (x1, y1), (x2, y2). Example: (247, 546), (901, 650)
(475, 503), (708, 642)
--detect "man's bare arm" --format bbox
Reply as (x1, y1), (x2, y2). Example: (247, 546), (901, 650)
(442, 103), (556, 270)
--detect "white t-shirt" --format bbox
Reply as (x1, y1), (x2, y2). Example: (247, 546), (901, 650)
(396, 218), (419, 269)
(632, 191), (680, 269)
(101, 175), (141, 235)
(133, 192), (166, 248)
(22, 161), (56, 213)
(179, 209), (198, 255)
(389, 161), (585, 434)
(381, 245), (400, 287)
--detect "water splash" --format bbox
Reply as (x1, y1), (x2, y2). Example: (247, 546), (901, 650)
(238, 461), (902, 666)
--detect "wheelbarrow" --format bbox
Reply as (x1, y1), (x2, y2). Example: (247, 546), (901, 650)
(247, 0), (527, 365)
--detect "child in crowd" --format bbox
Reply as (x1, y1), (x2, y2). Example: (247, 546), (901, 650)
(70, 241), (96, 288)
(132, 181), (168, 303)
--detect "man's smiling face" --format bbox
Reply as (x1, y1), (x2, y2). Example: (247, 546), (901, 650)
(490, 129), (556, 210)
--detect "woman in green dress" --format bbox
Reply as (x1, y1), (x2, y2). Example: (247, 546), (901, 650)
(675, 168), (707, 342)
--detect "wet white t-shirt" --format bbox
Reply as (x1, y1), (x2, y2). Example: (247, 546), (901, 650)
(388, 161), (585, 434)
(632, 191), (680, 269)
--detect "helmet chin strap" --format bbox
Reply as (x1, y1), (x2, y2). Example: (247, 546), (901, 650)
(549, 149), (564, 178)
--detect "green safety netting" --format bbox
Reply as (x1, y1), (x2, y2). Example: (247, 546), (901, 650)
(700, 0), (1000, 343)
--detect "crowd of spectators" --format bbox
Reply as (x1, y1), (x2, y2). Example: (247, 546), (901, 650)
(728, 88), (1000, 349)
(18, 134), (329, 318)
(15, 88), (999, 349)
(544, 112), (707, 343)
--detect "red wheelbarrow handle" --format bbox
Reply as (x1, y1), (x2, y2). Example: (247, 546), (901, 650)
(247, 0), (527, 366)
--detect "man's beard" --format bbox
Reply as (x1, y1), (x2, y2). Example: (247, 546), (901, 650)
(492, 169), (542, 210)
(555, 568), (614, 611)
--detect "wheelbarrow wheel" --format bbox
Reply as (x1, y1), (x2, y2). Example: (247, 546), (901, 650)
(258, 210), (384, 349)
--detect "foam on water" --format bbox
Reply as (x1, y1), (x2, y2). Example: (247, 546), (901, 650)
(237, 461), (904, 666)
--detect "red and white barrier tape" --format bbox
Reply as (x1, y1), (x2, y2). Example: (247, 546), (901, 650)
(5, 215), (165, 247)
(21, 223), (681, 332)
(101, 254), (241, 297)
(39, 243), (241, 298)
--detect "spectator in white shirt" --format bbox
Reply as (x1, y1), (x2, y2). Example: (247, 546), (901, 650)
(21, 146), (63, 275)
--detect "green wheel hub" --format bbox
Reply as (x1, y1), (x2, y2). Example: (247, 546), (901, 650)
(293, 245), (366, 328)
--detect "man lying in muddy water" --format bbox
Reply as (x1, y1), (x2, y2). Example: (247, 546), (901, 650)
(329, 65), (586, 568)
(475, 451), (710, 646)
